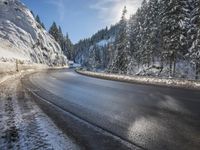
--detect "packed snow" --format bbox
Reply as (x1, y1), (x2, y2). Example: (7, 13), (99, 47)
(0, 41), (29, 62)
(96, 37), (115, 47)
(0, 0), (67, 66)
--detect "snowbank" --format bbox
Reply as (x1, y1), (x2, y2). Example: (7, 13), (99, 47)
(0, 61), (48, 84)
(131, 60), (195, 80)
(76, 69), (200, 90)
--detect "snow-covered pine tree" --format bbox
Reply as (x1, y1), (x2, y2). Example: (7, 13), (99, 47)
(129, 9), (142, 68)
(128, 14), (138, 72)
(102, 45), (110, 68)
(94, 46), (102, 68)
(138, 0), (151, 66)
(49, 23), (74, 60)
(111, 6), (130, 74)
(107, 43), (115, 72)
(160, 0), (189, 77)
(188, 0), (200, 79)
(129, 0), (149, 67)
(144, 0), (160, 65)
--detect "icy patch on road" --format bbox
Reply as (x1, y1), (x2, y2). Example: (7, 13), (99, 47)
(127, 117), (166, 143)
(127, 114), (200, 150)
(157, 95), (189, 114)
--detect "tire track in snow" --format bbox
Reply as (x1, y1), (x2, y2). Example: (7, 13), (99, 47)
(0, 79), (80, 150)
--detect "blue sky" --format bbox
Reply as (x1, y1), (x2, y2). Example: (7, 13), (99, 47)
(21, 0), (142, 43)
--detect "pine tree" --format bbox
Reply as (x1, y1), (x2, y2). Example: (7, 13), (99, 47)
(111, 6), (130, 74)
(35, 15), (45, 29)
(189, 0), (200, 79)
(138, 0), (150, 66)
(41, 22), (45, 29)
(64, 33), (74, 60)
(160, 0), (189, 77)
(129, 0), (149, 67)
(35, 15), (41, 23)
(49, 22), (59, 42)
(58, 26), (64, 46)
(30, 10), (35, 17)
(145, 0), (160, 64)
(129, 10), (142, 67)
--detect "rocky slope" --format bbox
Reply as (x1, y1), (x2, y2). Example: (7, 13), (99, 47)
(0, 0), (67, 66)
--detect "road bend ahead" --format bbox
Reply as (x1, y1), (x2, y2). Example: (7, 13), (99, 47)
(23, 69), (200, 150)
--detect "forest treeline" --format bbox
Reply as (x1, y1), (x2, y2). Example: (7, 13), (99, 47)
(74, 0), (200, 79)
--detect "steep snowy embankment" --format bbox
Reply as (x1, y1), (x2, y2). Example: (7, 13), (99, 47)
(0, 0), (67, 66)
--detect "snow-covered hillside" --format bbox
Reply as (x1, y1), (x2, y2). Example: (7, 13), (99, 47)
(74, 1), (200, 80)
(74, 25), (119, 70)
(75, 37), (115, 69)
(0, 0), (67, 66)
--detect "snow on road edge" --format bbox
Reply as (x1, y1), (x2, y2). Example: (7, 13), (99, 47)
(0, 63), (47, 85)
(76, 69), (200, 90)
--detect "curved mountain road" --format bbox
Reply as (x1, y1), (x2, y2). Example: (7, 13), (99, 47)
(22, 69), (200, 150)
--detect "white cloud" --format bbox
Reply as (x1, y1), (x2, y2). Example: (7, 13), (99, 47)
(45, 0), (65, 21)
(90, 0), (142, 24)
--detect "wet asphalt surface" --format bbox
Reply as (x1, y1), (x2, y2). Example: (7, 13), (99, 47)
(23, 69), (200, 150)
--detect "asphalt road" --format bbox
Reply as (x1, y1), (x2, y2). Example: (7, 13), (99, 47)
(24, 69), (200, 150)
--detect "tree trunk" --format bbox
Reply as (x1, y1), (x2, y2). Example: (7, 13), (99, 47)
(196, 63), (199, 80)
(172, 54), (176, 77)
(173, 61), (176, 77)
(169, 58), (173, 77)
